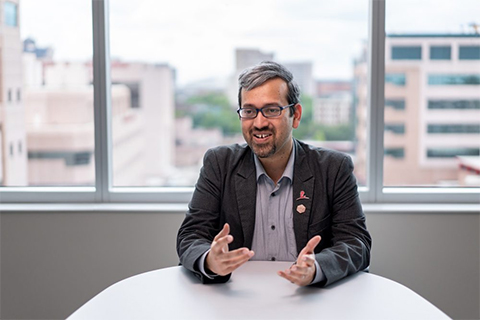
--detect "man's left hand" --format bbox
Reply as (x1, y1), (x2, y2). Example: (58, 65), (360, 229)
(277, 235), (321, 286)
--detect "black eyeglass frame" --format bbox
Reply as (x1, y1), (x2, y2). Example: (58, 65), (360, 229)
(236, 103), (296, 119)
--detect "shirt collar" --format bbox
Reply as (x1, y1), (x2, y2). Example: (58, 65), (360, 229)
(254, 140), (295, 183)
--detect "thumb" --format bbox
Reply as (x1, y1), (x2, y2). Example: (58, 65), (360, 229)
(301, 235), (321, 255)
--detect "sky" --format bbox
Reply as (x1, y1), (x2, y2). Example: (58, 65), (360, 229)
(19, 0), (480, 86)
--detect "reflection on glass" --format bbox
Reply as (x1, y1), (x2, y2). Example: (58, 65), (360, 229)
(109, 0), (369, 187)
(383, 0), (480, 187)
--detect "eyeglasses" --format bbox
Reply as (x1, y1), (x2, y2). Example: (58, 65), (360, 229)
(237, 103), (296, 119)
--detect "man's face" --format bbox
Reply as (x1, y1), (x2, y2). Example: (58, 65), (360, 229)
(240, 78), (301, 159)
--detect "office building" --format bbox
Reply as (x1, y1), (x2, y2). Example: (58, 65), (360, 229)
(354, 33), (480, 186)
(0, 0), (28, 186)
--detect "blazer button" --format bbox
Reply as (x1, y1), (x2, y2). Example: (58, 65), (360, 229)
(271, 225), (275, 230)
(271, 257), (276, 261)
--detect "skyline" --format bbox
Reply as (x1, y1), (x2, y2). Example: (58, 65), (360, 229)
(19, 0), (480, 86)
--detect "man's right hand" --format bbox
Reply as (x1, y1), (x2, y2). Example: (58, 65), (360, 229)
(205, 223), (255, 276)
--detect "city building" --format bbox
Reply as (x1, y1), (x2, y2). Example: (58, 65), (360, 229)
(107, 61), (176, 186)
(283, 61), (314, 97)
(0, 0), (28, 186)
(20, 52), (176, 186)
(354, 33), (480, 186)
(314, 91), (352, 126)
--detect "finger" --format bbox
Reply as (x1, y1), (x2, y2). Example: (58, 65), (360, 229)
(222, 250), (255, 273)
(220, 248), (254, 263)
(298, 254), (315, 267)
(210, 234), (233, 254)
(278, 267), (312, 286)
(278, 269), (305, 285)
(214, 223), (230, 241)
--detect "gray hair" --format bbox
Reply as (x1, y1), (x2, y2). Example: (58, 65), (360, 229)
(237, 61), (301, 111)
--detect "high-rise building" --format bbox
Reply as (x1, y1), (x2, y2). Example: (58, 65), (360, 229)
(0, 0), (28, 186)
(355, 33), (480, 186)
(107, 61), (176, 186)
(283, 61), (314, 97)
(235, 48), (274, 73)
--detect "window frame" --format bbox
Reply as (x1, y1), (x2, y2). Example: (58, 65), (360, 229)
(0, 0), (479, 204)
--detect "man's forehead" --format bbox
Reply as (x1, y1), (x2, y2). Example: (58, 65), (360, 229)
(241, 79), (289, 103)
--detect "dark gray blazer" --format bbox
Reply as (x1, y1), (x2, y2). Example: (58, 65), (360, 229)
(176, 139), (371, 287)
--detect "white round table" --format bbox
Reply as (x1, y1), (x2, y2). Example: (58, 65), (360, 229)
(68, 261), (450, 320)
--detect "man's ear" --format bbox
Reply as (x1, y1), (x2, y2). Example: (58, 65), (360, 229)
(292, 104), (302, 129)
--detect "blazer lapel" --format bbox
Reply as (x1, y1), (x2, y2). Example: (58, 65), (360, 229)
(292, 140), (315, 254)
(234, 150), (257, 249)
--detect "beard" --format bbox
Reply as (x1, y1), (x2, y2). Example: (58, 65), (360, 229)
(251, 140), (277, 158)
(245, 126), (277, 158)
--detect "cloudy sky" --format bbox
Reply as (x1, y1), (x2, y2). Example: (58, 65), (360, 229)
(20, 0), (479, 86)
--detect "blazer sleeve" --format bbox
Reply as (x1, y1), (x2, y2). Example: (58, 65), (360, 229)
(176, 148), (231, 284)
(315, 155), (372, 287)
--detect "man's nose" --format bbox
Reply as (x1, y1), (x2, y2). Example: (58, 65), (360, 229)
(253, 111), (269, 128)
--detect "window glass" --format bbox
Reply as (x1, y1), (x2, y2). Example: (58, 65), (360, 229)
(391, 46), (422, 60)
(110, 0), (369, 187)
(428, 99), (480, 109)
(428, 74), (480, 85)
(427, 124), (480, 134)
(385, 99), (406, 110)
(385, 73), (406, 86)
(4, 1), (18, 27)
(430, 46), (451, 60)
(0, 0), (94, 187)
(459, 45), (480, 60)
(384, 0), (480, 187)
(385, 123), (405, 134)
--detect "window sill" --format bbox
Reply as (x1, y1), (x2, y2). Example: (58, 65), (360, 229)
(0, 203), (478, 214)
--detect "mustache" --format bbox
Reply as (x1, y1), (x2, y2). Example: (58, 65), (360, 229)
(251, 126), (272, 132)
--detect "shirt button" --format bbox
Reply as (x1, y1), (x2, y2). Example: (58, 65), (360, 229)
(271, 257), (276, 261)
(271, 225), (275, 230)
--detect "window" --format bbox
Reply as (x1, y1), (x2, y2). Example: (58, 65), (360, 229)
(428, 100), (480, 109)
(384, 0), (480, 190)
(1, 0), (479, 203)
(385, 99), (405, 110)
(428, 124), (480, 134)
(385, 73), (406, 86)
(392, 46), (422, 60)
(385, 148), (405, 158)
(430, 46), (451, 60)
(4, 1), (18, 27)
(427, 148), (480, 158)
(428, 74), (480, 85)
(459, 45), (480, 60)
(109, 0), (368, 188)
(0, 0), (94, 188)
(385, 124), (405, 134)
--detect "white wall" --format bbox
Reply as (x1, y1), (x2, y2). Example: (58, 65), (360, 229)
(0, 209), (479, 320)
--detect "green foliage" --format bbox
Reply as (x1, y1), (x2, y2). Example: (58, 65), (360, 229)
(293, 94), (354, 141)
(182, 92), (241, 136)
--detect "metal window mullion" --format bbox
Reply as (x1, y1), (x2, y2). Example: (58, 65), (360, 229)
(92, 0), (112, 202)
(367, 0), (386, 203)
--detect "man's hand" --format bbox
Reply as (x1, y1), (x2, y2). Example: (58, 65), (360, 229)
(277, 235), (321, 286)
(205, 223), (255, 276)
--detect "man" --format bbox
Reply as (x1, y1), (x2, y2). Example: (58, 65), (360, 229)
(177, 61), (371, 287)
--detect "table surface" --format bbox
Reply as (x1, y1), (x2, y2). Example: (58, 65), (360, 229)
(68, 261), (450, 320)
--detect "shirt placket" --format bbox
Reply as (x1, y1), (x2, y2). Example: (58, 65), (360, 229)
(266, 180), (281, 261)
